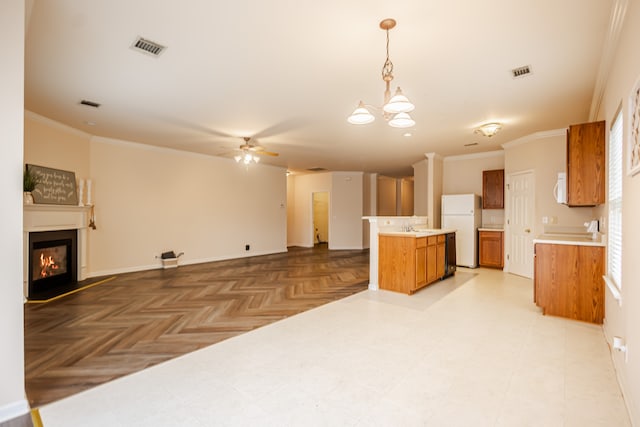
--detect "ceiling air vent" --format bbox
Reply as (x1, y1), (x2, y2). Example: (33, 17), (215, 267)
(131, 36), (166, 57)
(511, 65), (532, 78)
(306, 167), (328, 172)
(80, 99), (101, 108)
(464, 142), (478, 147)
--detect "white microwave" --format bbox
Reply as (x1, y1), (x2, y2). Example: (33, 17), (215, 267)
(554, 172), (567, 204)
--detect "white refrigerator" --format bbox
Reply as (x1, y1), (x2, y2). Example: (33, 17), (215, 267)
(441, 194), (482, 268)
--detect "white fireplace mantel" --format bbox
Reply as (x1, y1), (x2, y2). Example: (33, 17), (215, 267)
(23, 204), (91, 298)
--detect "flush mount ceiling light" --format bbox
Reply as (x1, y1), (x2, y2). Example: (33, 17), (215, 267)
(347, 19), (415, 129)
(474, 122), (503, 138)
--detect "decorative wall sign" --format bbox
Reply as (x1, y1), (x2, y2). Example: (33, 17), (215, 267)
(27, 164), (79, 205)
(629, 75), (640, 176)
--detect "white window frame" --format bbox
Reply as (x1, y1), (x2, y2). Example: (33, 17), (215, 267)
(604, 108), (623, 305)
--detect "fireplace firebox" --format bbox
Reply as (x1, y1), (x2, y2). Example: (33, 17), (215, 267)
(28, 229), (77, 300)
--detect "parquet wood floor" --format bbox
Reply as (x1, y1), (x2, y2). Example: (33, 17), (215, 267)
(24, 245), (369, 407)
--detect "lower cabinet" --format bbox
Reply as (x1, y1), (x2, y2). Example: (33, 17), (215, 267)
(534, 243), (604, 324)
(479, 230), (503, 269)
(379, 234), (447, 294)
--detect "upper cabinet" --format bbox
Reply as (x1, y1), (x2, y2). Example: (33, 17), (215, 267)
(567, 121), (605, 206)
(482, 169), (504, 209)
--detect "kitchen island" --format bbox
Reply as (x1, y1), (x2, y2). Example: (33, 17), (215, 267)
(378, 229), (456, 295)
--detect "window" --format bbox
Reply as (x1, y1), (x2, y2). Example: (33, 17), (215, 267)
(607, 109), (623, 297)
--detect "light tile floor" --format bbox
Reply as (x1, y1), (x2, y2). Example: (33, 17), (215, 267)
(38, 269), (631, 426)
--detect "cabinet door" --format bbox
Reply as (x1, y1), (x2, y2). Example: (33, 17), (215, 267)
(567, 121), (605, 206)
(379, 235), (415, 294)
(482, 169), (504, 209)
(426, 236), (438, 283)
(415, 245), (427, 288)
(534, 243), (604, 324)
(479, 231), (503, 268)
(436, 240), (445, 278)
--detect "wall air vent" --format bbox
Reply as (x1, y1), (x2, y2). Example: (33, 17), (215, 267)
(80, 99), (101, 108)
(131, 37), (166, 57)
(511, 65), (532, 78)
(306, 167), (328, 172)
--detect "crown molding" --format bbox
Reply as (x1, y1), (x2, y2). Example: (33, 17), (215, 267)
(24, 110), (91, 139)
(443, 150), (504, 162)
(589, 0), (629, 120)
(501, 129), (566, 150)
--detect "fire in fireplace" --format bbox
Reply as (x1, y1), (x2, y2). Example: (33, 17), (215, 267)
(28, 229), (77, 300)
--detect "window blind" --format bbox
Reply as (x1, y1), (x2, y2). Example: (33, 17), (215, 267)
(608, 110), (623, 290)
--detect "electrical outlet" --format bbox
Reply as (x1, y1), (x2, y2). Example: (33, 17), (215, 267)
(542, 216), (549, 224)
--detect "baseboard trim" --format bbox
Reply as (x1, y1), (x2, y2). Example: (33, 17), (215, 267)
(87, 248), (289, 278)
(0, 399), (29, 424)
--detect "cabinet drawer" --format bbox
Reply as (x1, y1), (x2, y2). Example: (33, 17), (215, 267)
(416, 237), (427, 248)
(427, 236), (437, 246)
(437, 235), (445, 243)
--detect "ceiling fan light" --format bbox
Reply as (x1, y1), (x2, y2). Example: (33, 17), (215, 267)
(388, 112), (415, 128)
(347, 101), (375, 125)
(253, 155), (260, 163)
(234, 155), (242, 163)
(383, 87), (414, 113)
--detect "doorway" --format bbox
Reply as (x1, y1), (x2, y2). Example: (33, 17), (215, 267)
(505, 170), (535, 278)
(312, 192), (329, 245)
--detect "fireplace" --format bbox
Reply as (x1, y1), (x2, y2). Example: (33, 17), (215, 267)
(28, 229), (78, 300)
(24, 204), (90, 300)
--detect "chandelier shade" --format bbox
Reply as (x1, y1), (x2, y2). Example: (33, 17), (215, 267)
(388, 112), (416, 128)
(347, 101), (375, 124)
(383, 87), (414, 114)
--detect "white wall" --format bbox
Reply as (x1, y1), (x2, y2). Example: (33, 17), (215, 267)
(504, 132), (595, 237)
(24, 115), (289, 276)
(413, 158), (428, 216)
(88, 137), (287, 275)
(288, 172), (364, 250)
(598, 0), (640, 422)
(330, 172), (364, 249)
(443, 150), (505, 195)
(0, 0), (28, 421)
(288, 173), (332, 247)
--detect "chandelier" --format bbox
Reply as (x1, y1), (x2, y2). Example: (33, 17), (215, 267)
(347, 19), (415, 128)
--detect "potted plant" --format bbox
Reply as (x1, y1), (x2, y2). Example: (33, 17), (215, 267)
(23, 167), (39, 204)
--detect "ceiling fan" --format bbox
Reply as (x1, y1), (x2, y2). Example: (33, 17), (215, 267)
(234, 137), (279, 164)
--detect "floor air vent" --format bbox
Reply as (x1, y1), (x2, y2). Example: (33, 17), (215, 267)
(511, 65), (532, 78)
(131, 37), (166, 57)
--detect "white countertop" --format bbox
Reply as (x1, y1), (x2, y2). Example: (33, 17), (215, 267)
(478, 227), (504, 232)
(379, 228), (456, 238)
(533, 233), (605, 247)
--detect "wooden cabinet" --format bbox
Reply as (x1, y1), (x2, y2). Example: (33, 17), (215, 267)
(482, 169), (504, 209)
(379, 234), (448, 294)
(567, 121), (605, 206)
(479, 230), (503, 269)
(534, 243), (604, 324)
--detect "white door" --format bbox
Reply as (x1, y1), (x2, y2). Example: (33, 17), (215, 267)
(506, 171), (535, 278)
